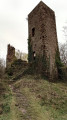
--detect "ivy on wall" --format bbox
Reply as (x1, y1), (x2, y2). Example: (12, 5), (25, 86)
(55, 50), (64, 79)
(55, 50), (63, 68)
(41, 54), (50, 78)
(28, 36), (50, 78)
(28, 36), (33, 62)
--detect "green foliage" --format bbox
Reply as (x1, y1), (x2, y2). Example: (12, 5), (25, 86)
(6, 59), (27, 77)
(6, 67), (14, 76)
(11, 59), (24, 66)
(24, 54), (49, 79)
(27, 36), (49, 77)
(28, 36), (33, 62)
(0, 58), (5, 78)
(60, 67), (67, 80)
(41, 55), (49, 78)
(55, 50), (64, 79)
(55, 50), (63, 68)
(2, 93), (12, 114)
(3, 103), (10, 113)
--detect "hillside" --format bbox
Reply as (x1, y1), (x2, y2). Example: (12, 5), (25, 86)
(0, 73), (67, 120)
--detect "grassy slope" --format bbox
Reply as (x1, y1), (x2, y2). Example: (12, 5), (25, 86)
(0, 78), (22, 120)
(0, 74), (67, 120)
(13, 75), (67, 120)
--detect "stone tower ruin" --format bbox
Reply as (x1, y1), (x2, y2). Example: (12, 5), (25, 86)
(28, 1), (59, 79)
(6, 44), (15, 67)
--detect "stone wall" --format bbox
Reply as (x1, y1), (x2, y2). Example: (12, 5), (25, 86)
(6, 44), (16, 67)
(28, 1), (59, 79)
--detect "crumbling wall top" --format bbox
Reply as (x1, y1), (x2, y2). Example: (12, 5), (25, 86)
(6, 44), (15, 67)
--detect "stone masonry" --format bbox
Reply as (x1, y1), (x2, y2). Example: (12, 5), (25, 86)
(6, 44), (16, 67)
(28, 1), (59, 79)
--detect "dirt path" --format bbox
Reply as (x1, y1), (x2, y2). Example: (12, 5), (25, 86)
(9, 85), (20, 120)
(9, 84), (33, 120)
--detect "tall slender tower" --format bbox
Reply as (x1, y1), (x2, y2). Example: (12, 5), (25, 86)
(28, 1), (59, 79)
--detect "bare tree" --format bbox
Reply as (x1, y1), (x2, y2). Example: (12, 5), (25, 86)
(59, 24), (67, 66)
(15, 49), (23, 59)
(15, 49), (28, 61)
(0, 58), (5, 78)
(63, 25), (67, 41)
(59, 43), (67, 65)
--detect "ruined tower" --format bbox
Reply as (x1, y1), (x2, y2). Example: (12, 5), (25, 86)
(6, 44), (16, 67)
(28, 1), (59, 79)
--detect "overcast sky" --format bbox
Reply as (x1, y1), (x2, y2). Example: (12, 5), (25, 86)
(0, 0), (67, 60)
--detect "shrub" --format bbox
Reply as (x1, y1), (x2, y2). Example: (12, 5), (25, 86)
(0, 58), (5, 78)
(28, 36), (33, 62)
(6, 67), (14, 76)
(3, 103), (10, 113)
(55, 50), (64, 79)
(11, 59), (23, 66)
